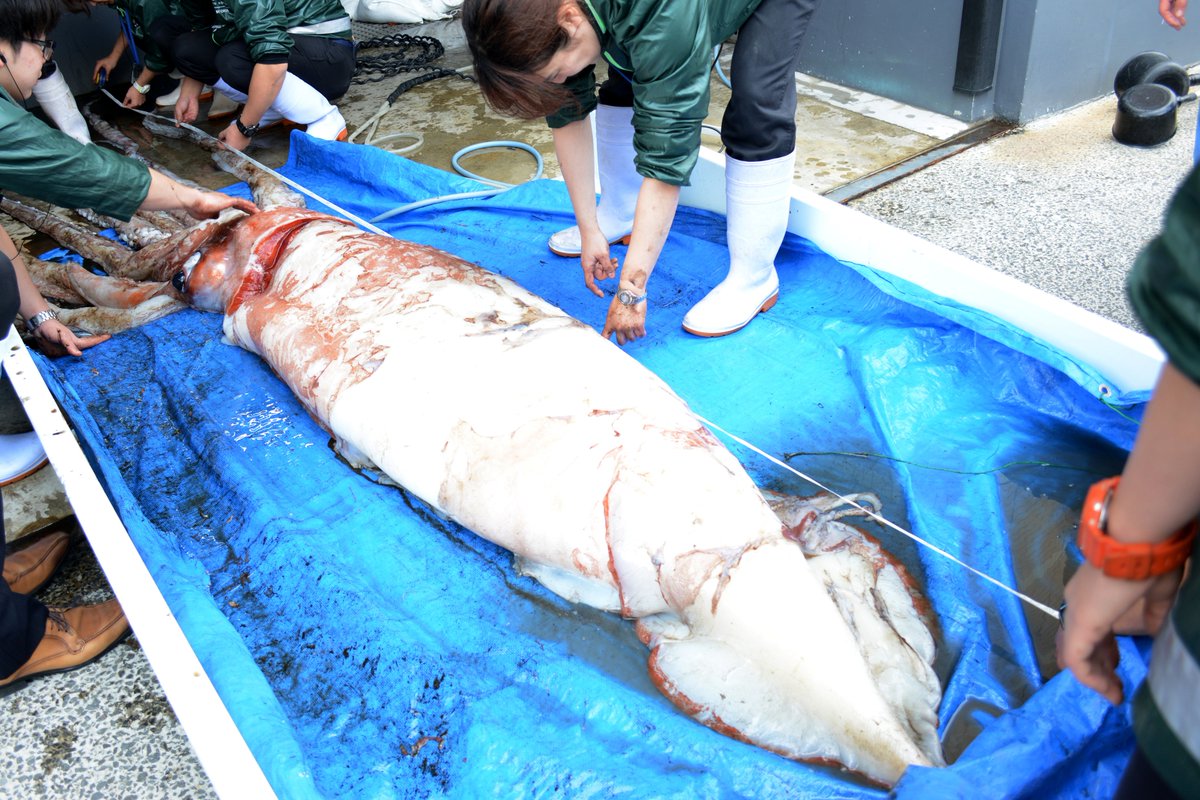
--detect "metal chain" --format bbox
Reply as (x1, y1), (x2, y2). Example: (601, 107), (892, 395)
(353, 33), (447, 84)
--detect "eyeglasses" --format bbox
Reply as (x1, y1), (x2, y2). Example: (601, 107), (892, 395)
(25, 38), (55, 58)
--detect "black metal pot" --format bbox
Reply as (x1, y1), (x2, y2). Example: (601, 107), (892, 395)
(1112, 83), (1196, 146)
(1114, 51), (1190, 97)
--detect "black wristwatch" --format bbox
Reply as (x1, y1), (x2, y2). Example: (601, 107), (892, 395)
(234, 116), (261, 138)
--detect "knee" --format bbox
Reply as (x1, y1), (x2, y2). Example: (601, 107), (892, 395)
(213, 46), (253, 90)
(722, 116), (796, 162)
(169, 32), (210, 73)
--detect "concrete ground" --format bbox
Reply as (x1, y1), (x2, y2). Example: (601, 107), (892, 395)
(1, 17), (1193, 799)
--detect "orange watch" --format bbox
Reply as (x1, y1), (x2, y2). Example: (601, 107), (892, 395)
(1077, 476), (1198, 580)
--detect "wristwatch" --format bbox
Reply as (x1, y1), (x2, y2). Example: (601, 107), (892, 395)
(616, 288), (647, 306)
(1077, 476), (1197, 580)
(26, 309), (58, 332)
(131, 79), (150, 95)
(234, 116), (261, 138)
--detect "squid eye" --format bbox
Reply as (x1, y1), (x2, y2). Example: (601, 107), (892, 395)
(173, 251), (202, 293)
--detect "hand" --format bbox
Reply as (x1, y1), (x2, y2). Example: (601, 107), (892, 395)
(601, 296), (647, 346)
(1161, 0), (1188, 28)
(30, 319), (110, 357)
(93, 56), (118, 85)
(579, 228), (616, 297)
(218, 122), (252, 152)
(1056, 562), (1184, 704)
(123, 87), (147, 109)
(175, 94), (199, 125)
(185, 190), (258, 220)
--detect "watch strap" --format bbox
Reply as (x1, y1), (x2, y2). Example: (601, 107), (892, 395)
(617, 288), (647, 306)
(234, 116), (260, 138)
(1077, 476), (1198, 580)
(26, 309), (58, 332)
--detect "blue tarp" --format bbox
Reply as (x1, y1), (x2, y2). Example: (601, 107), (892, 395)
(36, 135), (1151, 798)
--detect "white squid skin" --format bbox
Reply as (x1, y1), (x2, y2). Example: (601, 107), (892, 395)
(182, 208), (944, 787)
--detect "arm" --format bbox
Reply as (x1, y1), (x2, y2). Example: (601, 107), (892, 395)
(601, 178), (678, 346)
(124, 66), (162, 109)
(1058, 361), (1200, 704)
(173, 76), (206, 125)
(218, 62), (286, 151)
(218, 0), (291, 151)
(1160, 0), (1187, 28)
(553, 119), (611, 296)
(0, 100), (254, 220)
(139, 170), (258, 219)
(0, 229), (108, 356)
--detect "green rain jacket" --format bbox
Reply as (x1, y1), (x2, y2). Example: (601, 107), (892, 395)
(180, 0), (351, 65)
(1126, 163), (1200, 800)
(549, 0), (764, 186)
(115, 0), (185, 73)
(0, 87), (149, 221)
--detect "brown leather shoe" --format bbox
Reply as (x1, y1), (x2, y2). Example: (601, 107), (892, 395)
(3, 530), (71, 595)
(0, 599), (130, 687)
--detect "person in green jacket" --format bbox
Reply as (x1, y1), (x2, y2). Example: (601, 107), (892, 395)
(463, 0), (819, 344)
(163, 0), (355, 150)
(1058, 163), (1200, 800)
(91, 0), (193, 111)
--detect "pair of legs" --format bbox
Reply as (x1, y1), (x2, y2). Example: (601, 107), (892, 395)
(153, 17), (354, 136)
(0, 259), (47, 677)
(554, 0), (819, 336)
(0, 253), (128, 687)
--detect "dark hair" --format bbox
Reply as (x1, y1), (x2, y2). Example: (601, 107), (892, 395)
(462, 0), (575, 119)
(0, 0), (62, 48)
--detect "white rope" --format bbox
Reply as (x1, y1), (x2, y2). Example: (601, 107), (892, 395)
(694, 412), (1062, 621)
(98, 88), (1062, 623)
(99, 88), (390, 236)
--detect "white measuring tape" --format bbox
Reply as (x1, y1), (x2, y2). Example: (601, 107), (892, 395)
(99, 88), (389, 236)
(98, 88), (1063, 622)
(695, 413), (1062, 620)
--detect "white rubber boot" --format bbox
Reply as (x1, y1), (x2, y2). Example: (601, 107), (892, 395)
(682, 150), (796, 337)
(548, 104), (640, 257)
(155, 82), (182, 107)
(156, 82), (214, 107)
(211, 80), (283, 127)
(269, 73), (346, 140)
(304, 106), (347, 141)
(0, 431), (48, 487)
(32, 67), (90, 144)
(206, 90), (240, 119)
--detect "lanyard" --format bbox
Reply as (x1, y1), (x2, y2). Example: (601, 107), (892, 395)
(117, 8), (142, 69)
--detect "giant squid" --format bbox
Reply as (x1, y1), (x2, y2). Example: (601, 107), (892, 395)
(4, 132), (945, 787)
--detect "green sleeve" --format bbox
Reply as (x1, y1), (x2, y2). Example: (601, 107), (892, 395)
(618, 0), (710, 185)
(0, 97), (150, 221)
(1127, 164), (1200, 386)
(229, 0), (292, 63)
